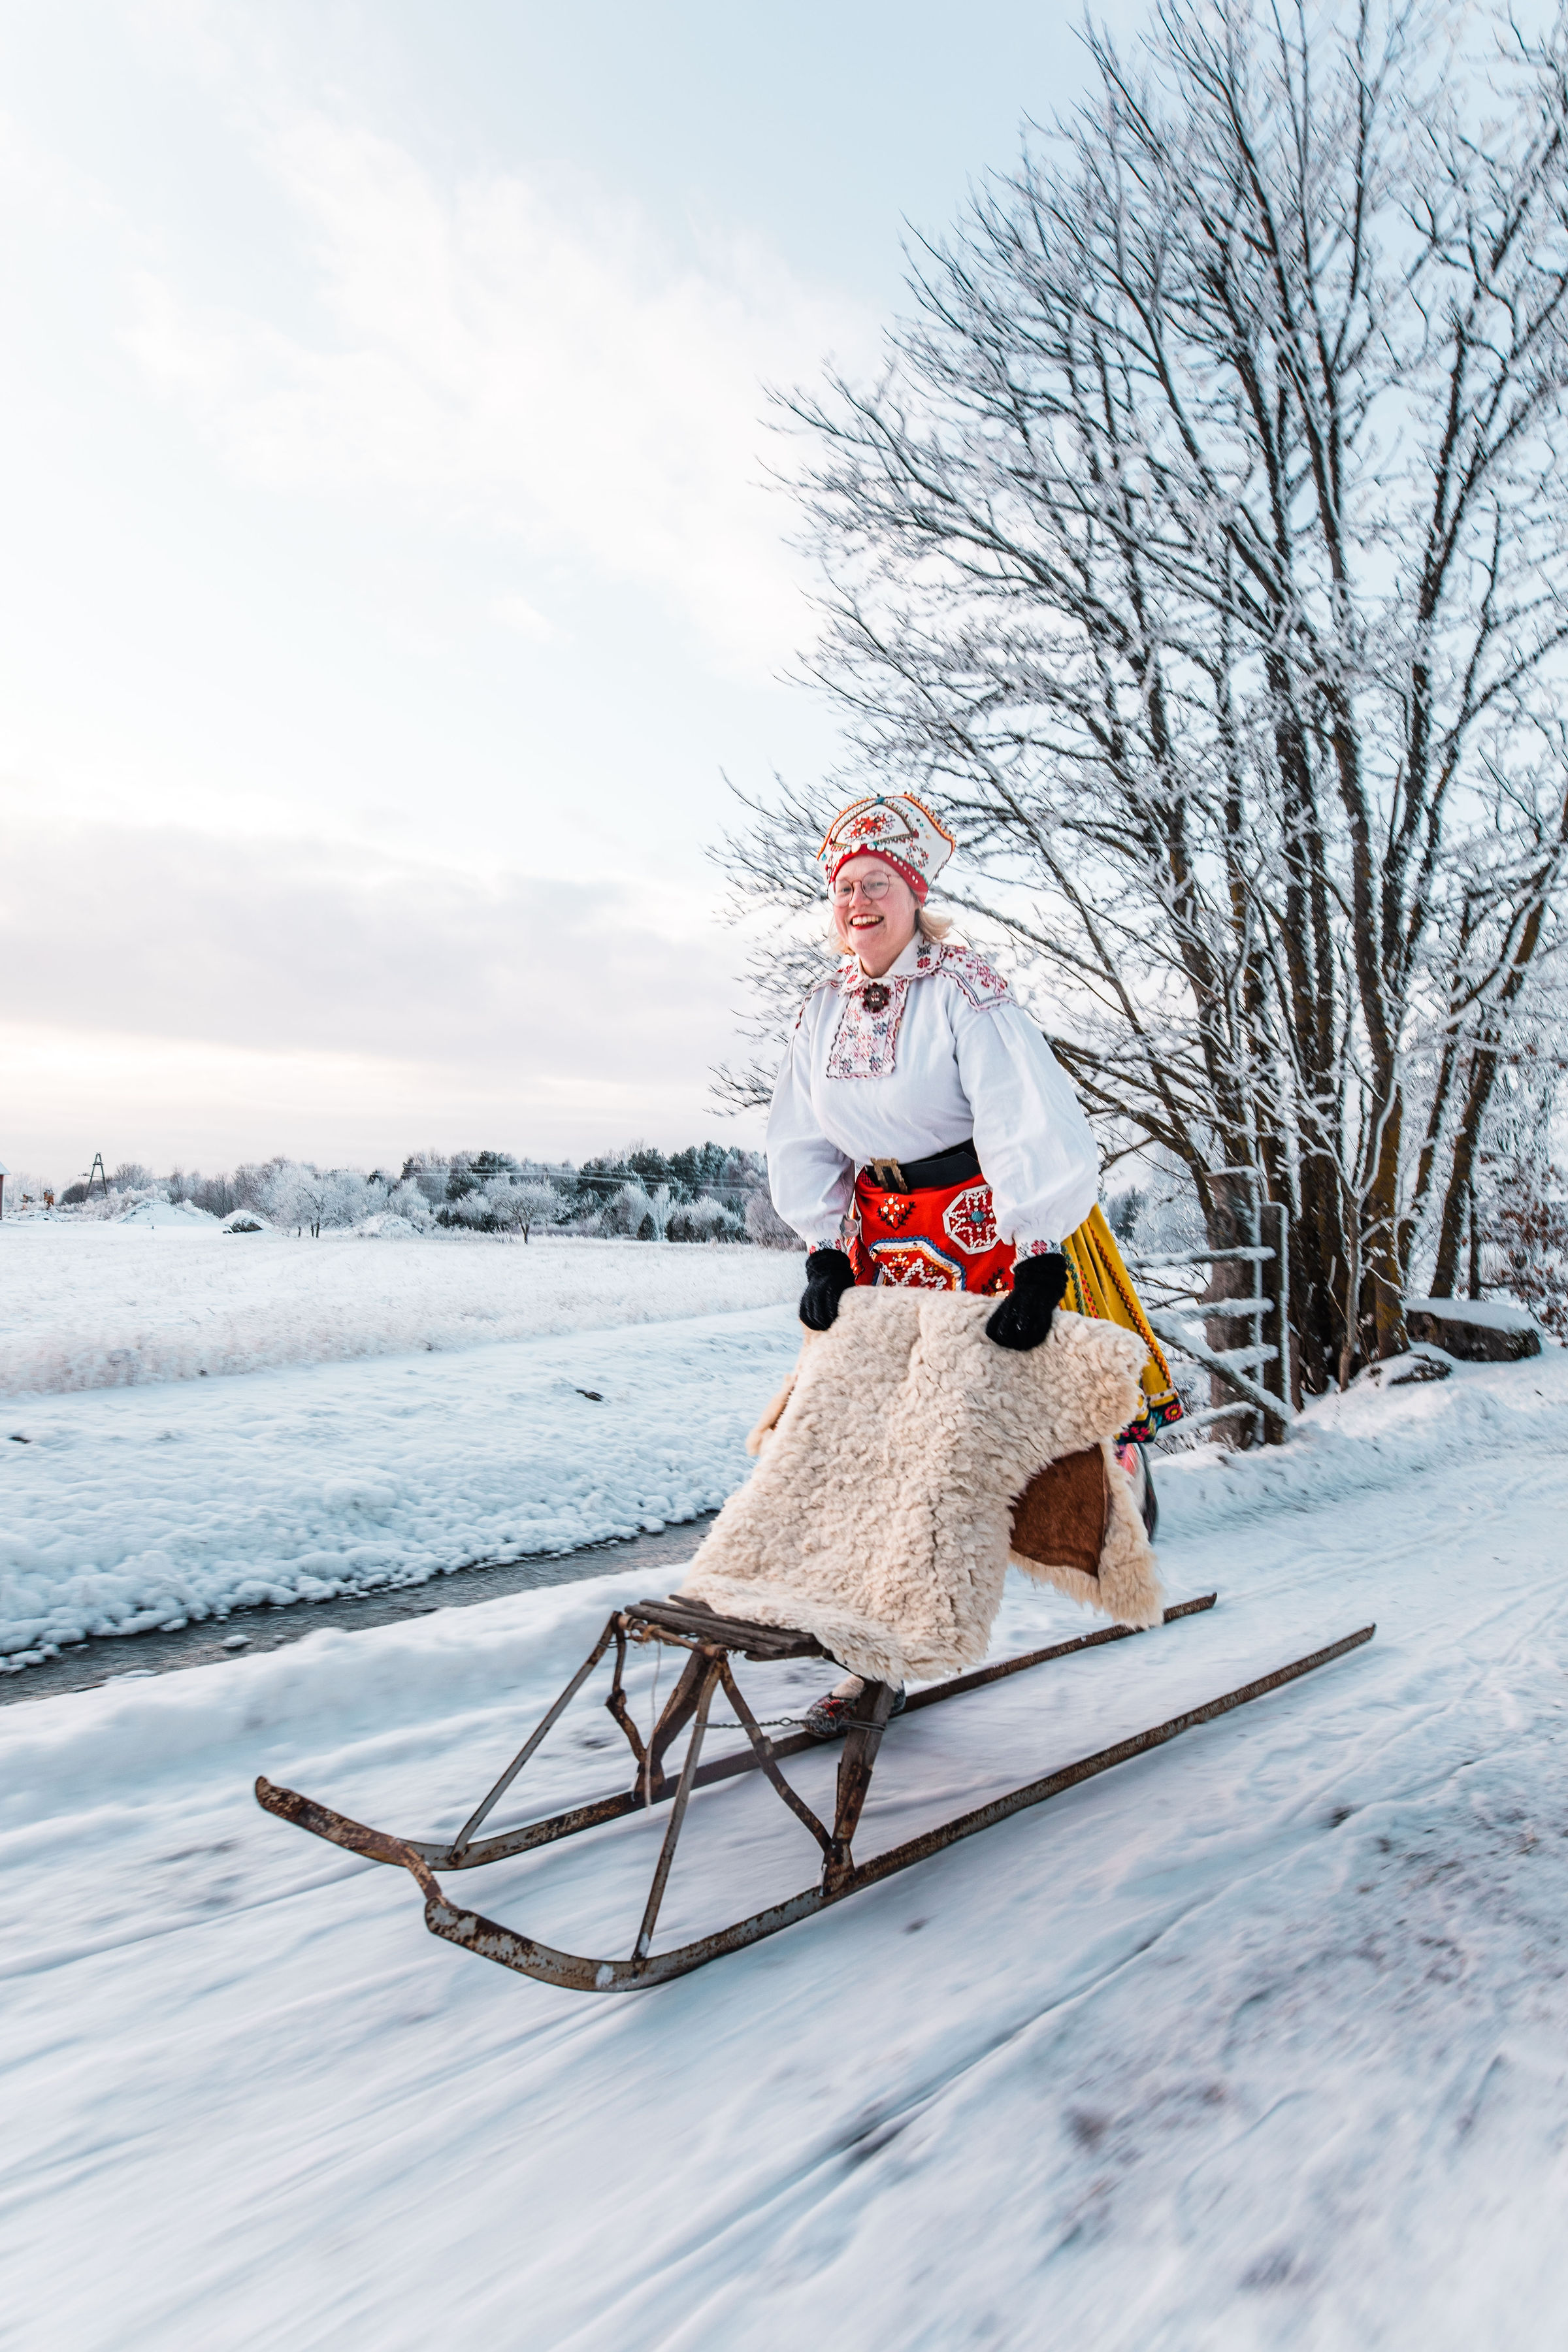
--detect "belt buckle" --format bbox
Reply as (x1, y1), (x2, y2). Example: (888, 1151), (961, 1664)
(868, 1157), (907, 1192)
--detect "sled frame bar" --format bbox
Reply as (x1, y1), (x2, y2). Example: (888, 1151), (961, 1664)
(256, 1595), (1369, 1986)
(257, 1610), (1371, 1991)
(260, 1595), (1218, 1878)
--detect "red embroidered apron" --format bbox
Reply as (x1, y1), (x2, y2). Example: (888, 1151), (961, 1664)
(847, 1171), (1184, 1445)
(849, 1168), (1015, 1294)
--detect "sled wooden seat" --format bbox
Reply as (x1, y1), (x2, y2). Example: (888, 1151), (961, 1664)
(623, 1597), (832, 1661)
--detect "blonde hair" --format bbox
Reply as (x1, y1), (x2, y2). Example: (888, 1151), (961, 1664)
(826, 900), (956, 951)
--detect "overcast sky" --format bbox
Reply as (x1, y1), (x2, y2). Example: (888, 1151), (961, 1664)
(0, 0), (1124, 1185)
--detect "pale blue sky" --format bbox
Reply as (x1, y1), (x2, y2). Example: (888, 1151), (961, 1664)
(0, 0), (1122, 1181)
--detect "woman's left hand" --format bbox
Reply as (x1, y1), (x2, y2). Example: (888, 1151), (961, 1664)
(985, 1252), (1069, 1350)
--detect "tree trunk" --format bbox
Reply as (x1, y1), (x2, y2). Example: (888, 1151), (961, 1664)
(1364, 1091), (1409, 1361)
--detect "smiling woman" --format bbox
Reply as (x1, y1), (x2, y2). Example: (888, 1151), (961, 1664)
(770, 791), (1103, 1300)
(764, 787), (1182, 1733)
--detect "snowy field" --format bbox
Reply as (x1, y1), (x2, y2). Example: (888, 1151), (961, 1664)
(0, 1307), (802, 1661)
(0, 1223), (802, 1396)
(0, 1227), (804, 1660)
(5, 1349), (1568, 2348)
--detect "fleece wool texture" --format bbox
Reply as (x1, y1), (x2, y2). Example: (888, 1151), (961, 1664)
(678, 1290), (1162, 1684)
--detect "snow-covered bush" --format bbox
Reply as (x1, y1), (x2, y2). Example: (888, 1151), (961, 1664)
(382, 1179), (434, 1230)
(442, 1189), (490, 1231)
(600, 1182), (657, 1239)
(668, 1196), (742, 1243)
(745, 1190), (804, 1250)
(76, 1185), (167, 1222)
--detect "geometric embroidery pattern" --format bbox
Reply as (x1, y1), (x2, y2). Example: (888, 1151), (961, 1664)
(868, 1235), (967, 1290)
(819, 939), (1013, 1081)
(876, 1194), (915, 1229)
(939, 945), (1011, 1011)
(825, 977), (912, 1078)
(941, 1182), (998, 1255)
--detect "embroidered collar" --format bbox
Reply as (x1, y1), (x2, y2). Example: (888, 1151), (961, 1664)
(834, 935), (943, 998)
(826, 938), (945, 1081)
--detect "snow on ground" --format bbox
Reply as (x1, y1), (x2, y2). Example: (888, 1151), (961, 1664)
(0, 1223), (802, 1396)
(5, 1351), (1568, 2349)
(1, 1305), (803, 1660)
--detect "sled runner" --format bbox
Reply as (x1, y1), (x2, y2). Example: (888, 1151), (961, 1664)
(255, 1593), (1374, 1992)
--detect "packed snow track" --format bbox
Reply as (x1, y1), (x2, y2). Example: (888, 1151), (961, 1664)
(3, 1353), (1566, 2348)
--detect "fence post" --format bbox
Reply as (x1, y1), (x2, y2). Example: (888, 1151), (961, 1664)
(1266, 1198), (1293, 1422)
(1128, 1183), (1296, 1446)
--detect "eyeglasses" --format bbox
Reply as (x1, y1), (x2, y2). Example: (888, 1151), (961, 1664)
(830, 872), (895, 902)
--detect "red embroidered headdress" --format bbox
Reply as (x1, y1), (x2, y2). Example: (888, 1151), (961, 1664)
(817, 792), (955, 903)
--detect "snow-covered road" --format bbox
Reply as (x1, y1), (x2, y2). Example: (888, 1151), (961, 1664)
(5, 1354), (1566, 2349)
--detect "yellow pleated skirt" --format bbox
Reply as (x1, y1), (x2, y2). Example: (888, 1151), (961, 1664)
(1062, 1204), (1183, 1443)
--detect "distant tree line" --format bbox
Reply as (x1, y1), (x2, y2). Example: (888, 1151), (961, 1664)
(54, 1143), (803, 1248)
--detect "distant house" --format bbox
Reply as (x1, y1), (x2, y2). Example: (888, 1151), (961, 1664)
(0, 1160), (8, 1218)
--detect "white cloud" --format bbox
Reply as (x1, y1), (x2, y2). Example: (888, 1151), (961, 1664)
(123, 108), (864, 672)
(0, 807), (768, 1166)
(490, 594), (562, 645)
(0, 812), (735, 1064)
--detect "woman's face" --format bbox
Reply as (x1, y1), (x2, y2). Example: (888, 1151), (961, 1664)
(830, 854), (920, 975)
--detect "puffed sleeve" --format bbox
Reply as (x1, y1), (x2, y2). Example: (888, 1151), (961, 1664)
(956, 998), (1099, 1249)
(765, 994), (855, 1247)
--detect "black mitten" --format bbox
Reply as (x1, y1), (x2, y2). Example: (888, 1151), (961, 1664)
(985, 1252), (1070, 1351)
(799, 1247), (857, 1331)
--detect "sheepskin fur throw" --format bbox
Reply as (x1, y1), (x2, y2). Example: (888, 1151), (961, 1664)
(677, 1289), (1162, 1685)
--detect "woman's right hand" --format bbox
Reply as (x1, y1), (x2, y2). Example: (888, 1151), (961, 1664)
(985, 1250), (1069, 1349)
(799, 1247), (857, 1331)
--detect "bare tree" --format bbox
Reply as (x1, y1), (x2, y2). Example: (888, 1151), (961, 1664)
(723, 0), (1568, 1394)
(488, 1178), (566, 1243)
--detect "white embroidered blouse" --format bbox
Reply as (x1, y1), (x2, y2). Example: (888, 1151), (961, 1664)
(766, 933), (1100, 1252)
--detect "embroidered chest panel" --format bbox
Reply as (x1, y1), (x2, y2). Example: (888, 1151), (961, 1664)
(821, 940), (1011, 1080)
(825, 971), (913, 1078)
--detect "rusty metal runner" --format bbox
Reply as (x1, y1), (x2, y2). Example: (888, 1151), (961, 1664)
(256, 1599), (1373, 1992)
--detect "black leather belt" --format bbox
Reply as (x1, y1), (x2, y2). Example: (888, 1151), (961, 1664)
(860, 1138), (982, 1193)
